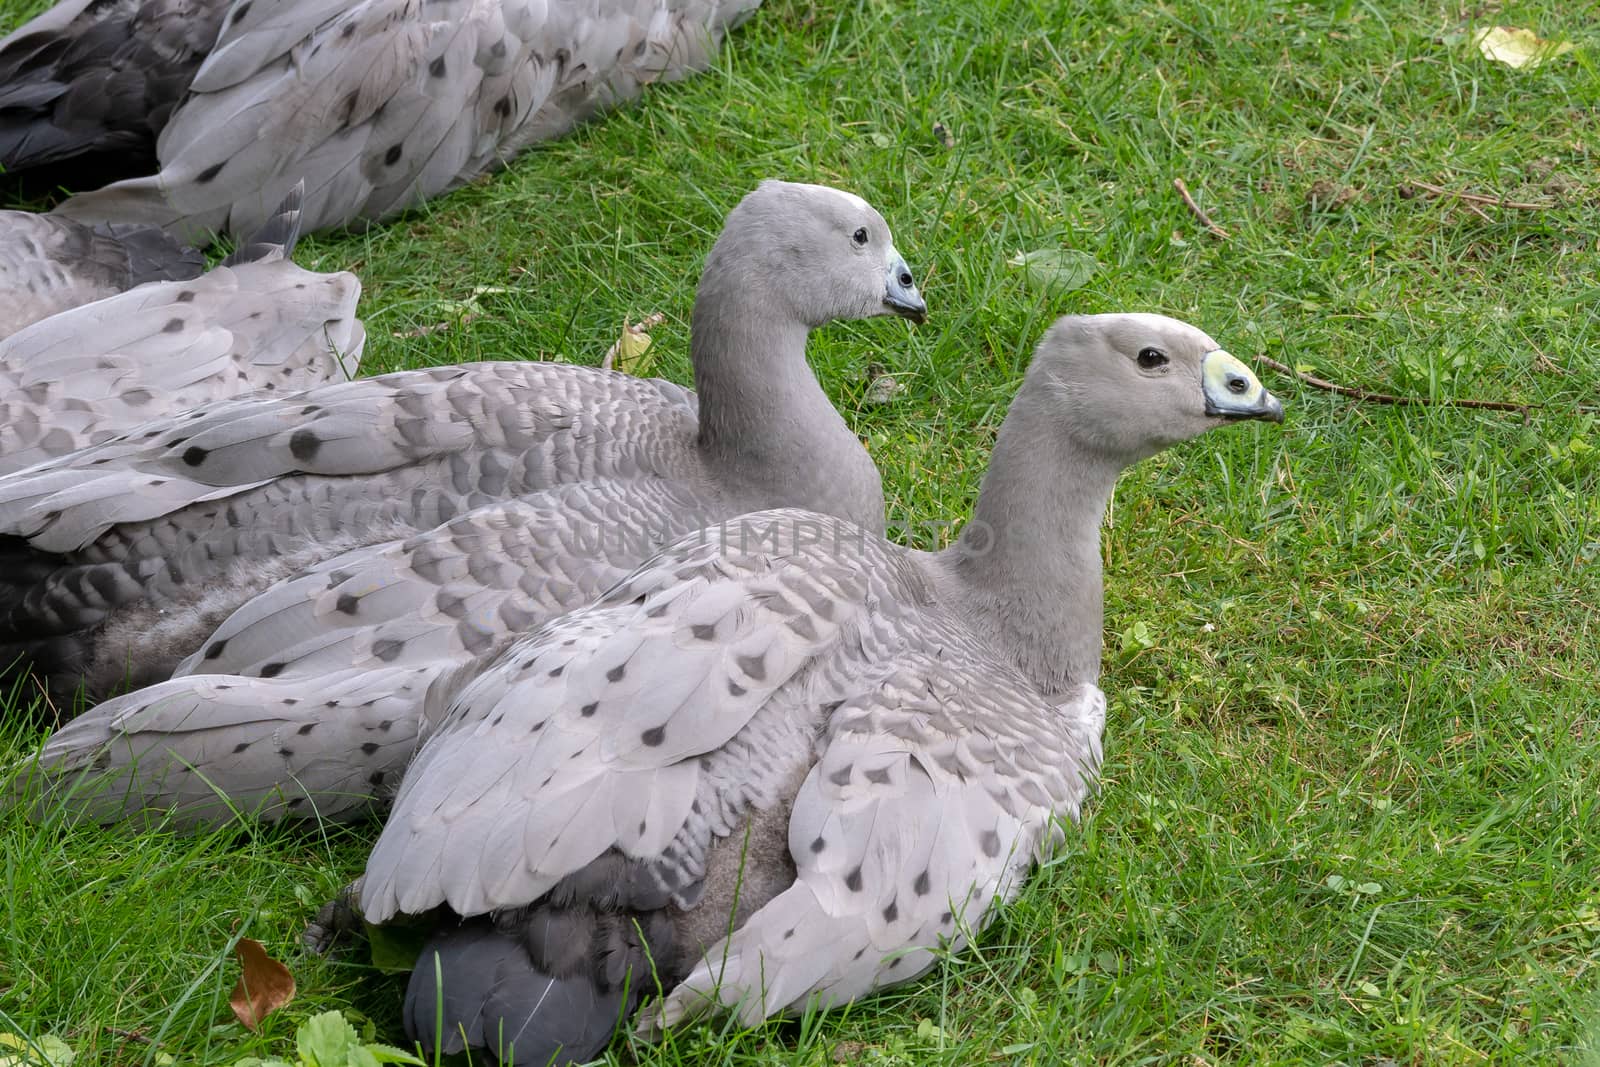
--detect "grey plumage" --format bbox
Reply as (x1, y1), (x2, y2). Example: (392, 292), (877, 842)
(50, 0), (765, 243)
(5, 181), (922, 724)
(0, 183), (363, 476)
(0, 0), (227, 187)
(344, 313), (1284, 1062)
(0, 211), (203, 338)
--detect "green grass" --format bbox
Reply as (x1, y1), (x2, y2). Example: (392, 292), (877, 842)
(2, 0), (1598, 1063)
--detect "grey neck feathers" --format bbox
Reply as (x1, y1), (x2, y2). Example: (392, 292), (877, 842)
(936, 384), (1120, 695)
(690, 263), (884, 533)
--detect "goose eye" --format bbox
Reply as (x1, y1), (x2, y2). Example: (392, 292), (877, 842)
(1136, 347), (1168, 370)
(852, 227), (869, 246)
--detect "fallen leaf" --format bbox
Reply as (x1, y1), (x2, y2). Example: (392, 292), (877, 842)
(863, 362), (903, 405)
(364, 920), (428, 976)
(600, 312), (666, 375)
(0, 1034), (75, 1067)
(1306, 179), (1357, 211)
(1472, 26), (1575, 69)
(230, 938), (297, 1031)
(1006, 249), (1097, 295)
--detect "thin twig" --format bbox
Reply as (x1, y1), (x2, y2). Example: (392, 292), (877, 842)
(106, 1028), (153, 1046)
(1255, 355), (1600, 417)
(1402, 179), (1554, 212)
(1173, 178), (1230, 239)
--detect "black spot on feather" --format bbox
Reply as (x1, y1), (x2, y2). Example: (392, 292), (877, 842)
(181, 445), (208, 466)
(640, 726), (665, 747)
(336, 593), (359, 615)
(429, 56), (446, 77)
(384, 144), (403, 165)
(360, 742), (380, 755)
(580, 702), (598, 717)
(196, 161), (224, 183)
(845, 867), (863, 892)
(259, 662), (285, 678)
(289, 428), (322, 462)
(162, 317), (184, 333)
(204, 639), (227, 660)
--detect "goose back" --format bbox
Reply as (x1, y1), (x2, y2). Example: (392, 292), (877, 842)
(52, 0), (763, 242)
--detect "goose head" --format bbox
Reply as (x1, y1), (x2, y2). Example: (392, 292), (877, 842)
(1028, 312), (1283, 465)
(704, 180), (926, 328)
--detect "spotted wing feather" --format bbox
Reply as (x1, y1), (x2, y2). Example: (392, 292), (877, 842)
(0, 257), (363, 474)
(17, 664), (454, 826)
(51, 0), (763, 241)
(360, 519), (877, 922)
(0, 361), (699, 553)
(651, 672), (1106, 1028)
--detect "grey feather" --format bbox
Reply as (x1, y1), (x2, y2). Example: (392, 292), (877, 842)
(0, 0), (228, 185)
(342, 313), (1284, 1058)
(0, 211), (203, 338)
(51, 0), (766, 243)
(0, 188), (362, 476)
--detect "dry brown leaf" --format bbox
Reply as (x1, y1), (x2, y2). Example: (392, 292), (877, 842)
(229, 937), (296, 1031)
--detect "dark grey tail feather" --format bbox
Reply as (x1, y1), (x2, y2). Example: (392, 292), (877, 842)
(98, 221), (205, 284)
(0, 0), (227, 187)
(406, 919), (633, 1066)
(221, 181), (306, 266)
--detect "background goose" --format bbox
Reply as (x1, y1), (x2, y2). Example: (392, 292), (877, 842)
(337, 313), (1285, 1064)
(0, 184), (365, 476)
(0, 0), (226, 190)
(0, 211), (203, 338)
(0, 180), (923, 709)
(47, 0), (763, 243)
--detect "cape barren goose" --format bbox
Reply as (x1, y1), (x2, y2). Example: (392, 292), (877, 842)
(0, 180), (923, 713)
(334, 312), (1286, 1064)
(0, 184), (365, 476)
(37, 0), (764, 242)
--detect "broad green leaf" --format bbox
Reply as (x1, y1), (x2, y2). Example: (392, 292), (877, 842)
(1007, 249), (1097, 295)
(365, 921), (427, 976)
(0, 1033), (75, 1067)
(297, 1011), (360, 1067)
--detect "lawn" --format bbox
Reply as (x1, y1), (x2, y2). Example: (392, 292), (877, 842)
(1, 0), (1598, 1063)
